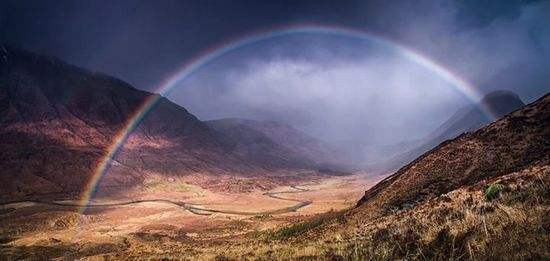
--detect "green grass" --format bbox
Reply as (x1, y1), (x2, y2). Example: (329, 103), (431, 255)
(485, 183), (505, 200)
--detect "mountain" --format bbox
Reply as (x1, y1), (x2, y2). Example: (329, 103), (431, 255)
(426, 90), (525, 141)
(374, 90), (526, 172)
(356, 138), (423, 164)
(204, 118), (316, 169)
(206, 118), (344, 168)
(357, 92), (547, 210)
(0, 46), (325, 202)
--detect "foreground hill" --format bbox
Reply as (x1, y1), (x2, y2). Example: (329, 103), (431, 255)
(250, 92), (548, 259)
(0, 46), (327, 202)
(374, 90), (525, 172)
(356, 91), (547, 210)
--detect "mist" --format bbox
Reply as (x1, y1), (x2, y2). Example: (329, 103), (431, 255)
(168, 35), (466, 146)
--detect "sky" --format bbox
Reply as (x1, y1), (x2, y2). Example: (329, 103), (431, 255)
(1, 0), (549, 157)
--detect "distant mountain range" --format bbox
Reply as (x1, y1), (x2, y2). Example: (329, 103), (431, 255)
(0, 46), (339, 202)
(206, 118), (343, 169)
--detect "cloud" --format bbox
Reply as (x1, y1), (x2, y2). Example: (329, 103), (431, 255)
(372, 0), (550, 99)
(167, 0), (550, 163)
(170, 38), (468, 145)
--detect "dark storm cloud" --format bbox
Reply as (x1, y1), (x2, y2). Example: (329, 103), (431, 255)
(1, 0), (548, 92)
(1, 0), (547, 95)
(0, 0), (376, 89)
(454, 0), (547, 30)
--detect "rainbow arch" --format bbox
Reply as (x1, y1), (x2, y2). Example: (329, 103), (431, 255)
(77, 24), (495, 213)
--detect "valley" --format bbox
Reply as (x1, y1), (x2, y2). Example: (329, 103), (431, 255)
(0, 175), (376, 258)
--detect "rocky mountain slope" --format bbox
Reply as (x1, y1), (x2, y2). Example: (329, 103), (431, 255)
(375, 90), (526, 172)
(427, 90), (525, 142)
(0, 46), (326, 202)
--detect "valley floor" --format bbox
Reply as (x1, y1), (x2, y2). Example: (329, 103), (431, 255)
(0, 174), (377, 259)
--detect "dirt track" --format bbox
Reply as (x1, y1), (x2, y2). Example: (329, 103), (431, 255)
(0, 185), (313, 216)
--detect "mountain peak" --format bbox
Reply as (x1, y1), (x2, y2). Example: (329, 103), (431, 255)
(482, 90), (521, 101)
(481, 90), (525, 118)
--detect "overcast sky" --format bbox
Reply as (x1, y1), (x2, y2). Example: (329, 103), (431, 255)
(1, 0), (549, 146)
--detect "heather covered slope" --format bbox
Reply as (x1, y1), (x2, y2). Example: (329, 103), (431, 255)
(356, 92), (548, 214)
(0, 46), (325, 202)
(377, 90), (526, 172)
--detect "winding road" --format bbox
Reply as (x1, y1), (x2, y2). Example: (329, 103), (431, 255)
(0, 185), (313, 216)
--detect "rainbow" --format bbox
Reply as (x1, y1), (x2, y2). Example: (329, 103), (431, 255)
(77, 24), (495, 213)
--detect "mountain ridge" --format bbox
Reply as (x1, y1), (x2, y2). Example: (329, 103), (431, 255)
(0, 46), (331, 202)
(357, 92), (548, 212)
(371, 90), (526, 173)
(205, 117), (344, 168)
